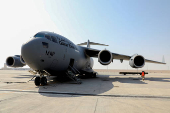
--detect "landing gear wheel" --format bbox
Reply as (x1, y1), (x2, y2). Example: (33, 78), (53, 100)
(41, 77), (47, 86)
(35, 77), (41, 86)
(91, 73), (96, 78)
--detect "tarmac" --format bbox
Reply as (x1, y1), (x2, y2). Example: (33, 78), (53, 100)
(0, 70), (170, 113)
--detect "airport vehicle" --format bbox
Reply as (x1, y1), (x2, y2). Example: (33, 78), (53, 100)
(6, 31), (166, 86)
(119, 71), (147, 80)
(119, 71), (148, 75)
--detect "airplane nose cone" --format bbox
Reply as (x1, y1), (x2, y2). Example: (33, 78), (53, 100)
(21, 38), (41, 70)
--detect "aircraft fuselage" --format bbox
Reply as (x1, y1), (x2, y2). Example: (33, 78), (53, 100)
(21, 31), (93, 75)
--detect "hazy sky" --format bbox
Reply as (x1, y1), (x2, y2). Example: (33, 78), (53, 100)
(0, 0), (170, 70)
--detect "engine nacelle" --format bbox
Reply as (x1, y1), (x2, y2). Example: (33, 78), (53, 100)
(129, 54), (145, 68)
(98, 50), (113, 65)
(6, 55), (26, 67)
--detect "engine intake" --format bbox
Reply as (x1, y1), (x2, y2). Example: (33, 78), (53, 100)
(98, 50), (113, 65)
(6, 55), (26, 67)
(129, 55), (145, 68)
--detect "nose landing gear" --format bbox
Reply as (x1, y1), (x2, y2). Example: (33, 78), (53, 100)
(29, 70), (50, 86)
(35, 77), (41, 86)
(40, 77), (47, 86)
(34, 76), (47, 86)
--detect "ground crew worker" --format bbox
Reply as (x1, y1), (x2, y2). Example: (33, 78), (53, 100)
(141, 71), (145, 80)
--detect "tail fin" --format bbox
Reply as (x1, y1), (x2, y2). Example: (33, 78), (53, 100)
(77, 40), (108, 48)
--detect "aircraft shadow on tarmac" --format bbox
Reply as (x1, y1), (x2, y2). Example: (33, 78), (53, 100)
(37, 74), (170, 97)
(11, 74), (35, 79)
(13, 75), (34, 78)
(38, 75), (114, 97)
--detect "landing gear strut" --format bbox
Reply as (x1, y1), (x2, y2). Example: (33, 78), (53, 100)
(29, 70), (50, 86)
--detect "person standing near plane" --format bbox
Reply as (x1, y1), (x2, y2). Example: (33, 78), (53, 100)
(141, 71), (145, 81)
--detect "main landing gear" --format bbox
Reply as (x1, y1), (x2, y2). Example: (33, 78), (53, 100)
(91, 72), (97, 78)
(85, 72), (97, 78)
(35, 76), (47, 86)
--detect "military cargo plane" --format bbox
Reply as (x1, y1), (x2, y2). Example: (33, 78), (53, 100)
(6, 31), (166, 86)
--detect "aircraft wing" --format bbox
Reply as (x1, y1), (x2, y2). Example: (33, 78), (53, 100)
(144, 59), (166, 64)
(82, 47), (166, 64)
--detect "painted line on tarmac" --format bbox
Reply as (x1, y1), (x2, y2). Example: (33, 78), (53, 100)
(0, 89), (170, 99)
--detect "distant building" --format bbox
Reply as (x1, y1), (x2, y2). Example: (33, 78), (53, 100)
(0, 63), (8, 70)
(4, 63), (7, 69)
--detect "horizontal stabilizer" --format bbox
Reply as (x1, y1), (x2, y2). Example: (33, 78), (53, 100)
(77, 40), (108, 48)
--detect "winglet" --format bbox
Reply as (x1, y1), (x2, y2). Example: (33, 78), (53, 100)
(78, 40), (109, 48)
(162, 55), (165, 63)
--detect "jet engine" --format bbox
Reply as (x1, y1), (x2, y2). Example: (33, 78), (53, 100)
(129, 54), (145, 68)
(98, 50), (113, 65)
(6, 55), (26, 67)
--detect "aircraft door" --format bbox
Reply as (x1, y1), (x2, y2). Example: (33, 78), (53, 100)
(69, 58), (74, 67)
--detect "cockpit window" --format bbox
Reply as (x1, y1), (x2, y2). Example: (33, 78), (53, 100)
(42, 42), (48, 48)
(45, 35), (51, 41)
(51, 36), (58, 43)
(34, 33), (44, 38)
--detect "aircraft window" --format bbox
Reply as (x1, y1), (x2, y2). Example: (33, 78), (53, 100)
(34, 33), (44, 38)
(45, 35), (51, 41)
(51, 36), (58, 43)
(42, 42), (48, 48)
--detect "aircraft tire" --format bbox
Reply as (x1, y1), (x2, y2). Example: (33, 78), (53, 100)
(35, 77), (41, 86)
(92, 73), (96, 78)
(41, 77), (47, 86)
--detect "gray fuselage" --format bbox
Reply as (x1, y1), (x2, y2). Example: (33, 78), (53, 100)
(21, 31), (93, 75)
